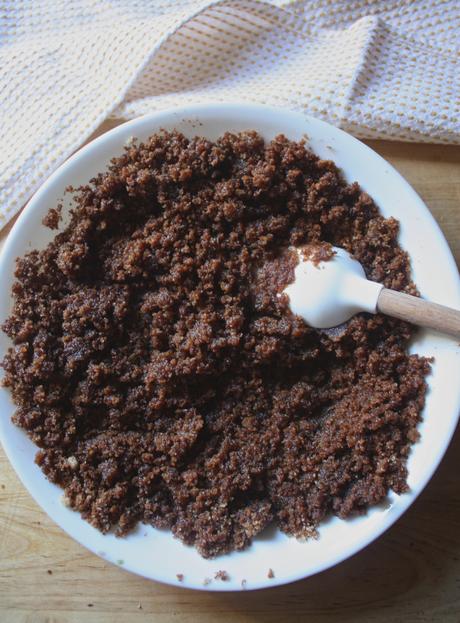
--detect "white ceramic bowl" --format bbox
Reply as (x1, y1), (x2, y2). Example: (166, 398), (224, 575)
(1, 103), (459, 592)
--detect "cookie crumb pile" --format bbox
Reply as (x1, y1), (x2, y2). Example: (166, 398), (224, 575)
(2, 131), (429, 557)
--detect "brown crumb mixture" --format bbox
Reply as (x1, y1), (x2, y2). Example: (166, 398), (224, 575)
(252, 246), (299, 304)
(1, 131), (429, 558)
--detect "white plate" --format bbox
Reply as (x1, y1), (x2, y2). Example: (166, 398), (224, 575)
(1, 103), (459, 592)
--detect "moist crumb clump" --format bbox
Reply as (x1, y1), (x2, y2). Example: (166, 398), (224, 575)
(1, 130), (430, 558)
(42, 203), (63, 229)
(300, 241), (335, 266)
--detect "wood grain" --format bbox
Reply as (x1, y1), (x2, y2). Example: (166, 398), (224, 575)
(1, 123), (459, 623)
(377, 289), (460, 338)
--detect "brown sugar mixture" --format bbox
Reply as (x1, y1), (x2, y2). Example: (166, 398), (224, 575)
(1, 131), (430, 558)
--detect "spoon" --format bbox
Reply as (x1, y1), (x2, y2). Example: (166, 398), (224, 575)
(283, 246), (460, 338)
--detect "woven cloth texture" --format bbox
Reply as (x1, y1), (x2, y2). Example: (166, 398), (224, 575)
(1, 0), (459, 226)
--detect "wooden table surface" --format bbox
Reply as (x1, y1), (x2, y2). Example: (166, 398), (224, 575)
(1, 124), (459, 623)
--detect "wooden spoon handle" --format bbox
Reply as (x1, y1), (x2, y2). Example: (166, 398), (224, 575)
(377, 288), (460, 339)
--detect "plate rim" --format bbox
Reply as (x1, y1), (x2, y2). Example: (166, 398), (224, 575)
(1, 102), (459, 591)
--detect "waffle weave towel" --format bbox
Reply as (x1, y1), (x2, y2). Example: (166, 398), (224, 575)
(1, 0), (459, 227)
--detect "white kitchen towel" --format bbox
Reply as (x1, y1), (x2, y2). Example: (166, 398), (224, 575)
(1, 0), (459, 228)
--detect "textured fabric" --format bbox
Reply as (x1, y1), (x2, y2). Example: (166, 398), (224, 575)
(1, 0), (459, 227)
